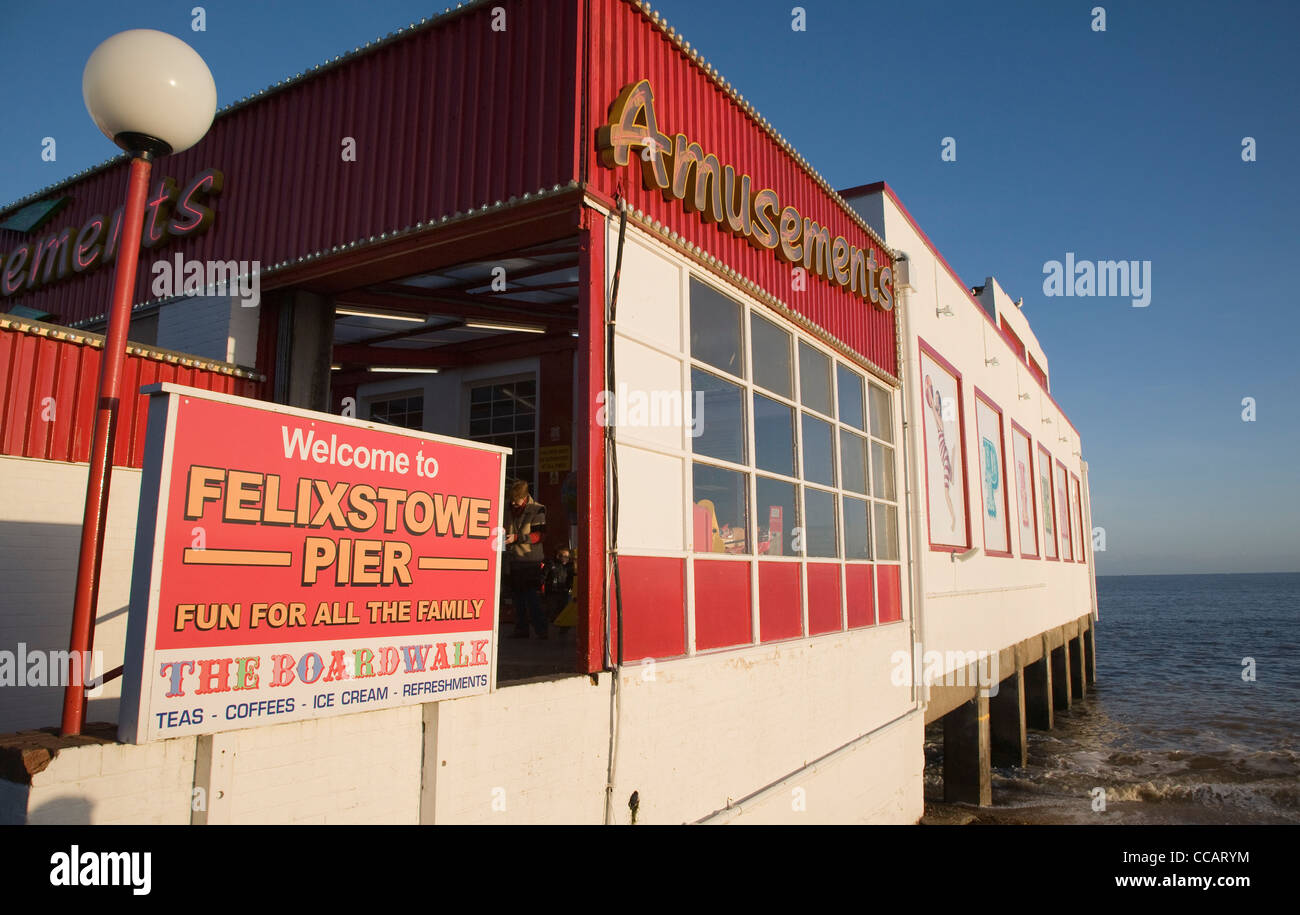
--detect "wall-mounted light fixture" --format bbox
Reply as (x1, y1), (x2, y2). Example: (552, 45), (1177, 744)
(936, 305), (954, 318)
(985, 357), (999, 367)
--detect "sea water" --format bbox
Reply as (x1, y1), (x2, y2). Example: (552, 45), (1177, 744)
(924, 573), (1300, 824)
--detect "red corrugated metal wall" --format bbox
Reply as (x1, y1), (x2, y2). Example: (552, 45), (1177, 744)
(0, 321), (262, 468)
(0, 0), (579, 327)
(582, 0), (897, 378)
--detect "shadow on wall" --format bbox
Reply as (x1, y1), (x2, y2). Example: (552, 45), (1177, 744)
(27, 794), (96, 825)
(0, 520), (129, 733)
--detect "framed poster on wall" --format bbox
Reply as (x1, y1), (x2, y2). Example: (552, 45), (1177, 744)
(974, 389), (1011, 556)
(1010, 422), (1039, 558)
(1039, 443), (1058, 560)
(918, 341), (969, 550)
(1055, 460), (1073, 562)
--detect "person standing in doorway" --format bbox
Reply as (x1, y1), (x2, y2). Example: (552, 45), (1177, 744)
(542, 546), (575, 623)
(505, 479), (548, 639)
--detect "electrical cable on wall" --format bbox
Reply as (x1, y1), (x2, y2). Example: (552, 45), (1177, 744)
(602, 194), (629, 824)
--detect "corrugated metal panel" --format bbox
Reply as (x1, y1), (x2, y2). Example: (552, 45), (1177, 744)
(582, 0), (898, 379)
(0, 320), (263, 468)
(0, 0), (579, 327)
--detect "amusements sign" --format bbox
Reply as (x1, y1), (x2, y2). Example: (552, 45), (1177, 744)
(119, 385), (508, 744)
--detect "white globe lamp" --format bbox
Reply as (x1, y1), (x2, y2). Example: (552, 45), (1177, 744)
(82, 29), (217, 157)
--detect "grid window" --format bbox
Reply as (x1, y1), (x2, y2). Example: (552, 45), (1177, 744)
(751, 314), (793, 397)
(837, 364), (865, 430)
(798, 341), (833, 416)
(804, 488), (839, 558)
(756, 476), (798, 557)
(754, 393), (796, 476)
(369, 394), (424, 430)
(692, 368), (746, 464)
(690, 278), (744, 378)
(693, 462), (749, 554)
(801, 413), (836, 486)
(840, 429), (868, 495)
(467, 379), (536, 490)
(843, 495), (872, 560)
(687, 278), (902, 615)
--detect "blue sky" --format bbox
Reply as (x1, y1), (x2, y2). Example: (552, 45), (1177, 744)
(2, 0), (1297, 574)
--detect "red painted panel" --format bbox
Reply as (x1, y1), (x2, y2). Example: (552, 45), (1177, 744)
(806, 562), (842, 635)
(578, 209), (606, 673)
(758, 561), (801, 642)
(999, 317), (1027, 363)
(877, 564), (902, 624)
(0, 321), (266, 468)
(2, 334), (37, 456)
(614, 555), (686, 660)
(694, 559), (751, 650)
(1, 0), (579, 327)
(845, 563), (874, 629)
(583, 0), (897, 377)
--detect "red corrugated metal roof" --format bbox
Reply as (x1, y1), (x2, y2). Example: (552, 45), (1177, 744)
(0, 0), (579, 328)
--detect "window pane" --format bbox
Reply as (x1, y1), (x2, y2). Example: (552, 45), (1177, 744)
(837, 364), (865, 429)
(804, 488), (839, 558)
(843, 495), (872, 560)
(692, 463), (749, 554)
(754, 393), (795, 476)
(692, 368), (746, 464)
(869, 384), (893, 442)
(840, 429), (868, 495)
(756, 476), (798, 557)
(873, 502), (899, 561)
(798, 341), (833, 415)
(751, 314), (792, 397)
(690, 279), (744, 377)
(801, 413), (836, 486)
(871, 441), (896, 501)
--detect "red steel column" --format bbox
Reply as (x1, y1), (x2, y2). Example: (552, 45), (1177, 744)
(577, 207), (607, 673)
(62, 154), (153, 735)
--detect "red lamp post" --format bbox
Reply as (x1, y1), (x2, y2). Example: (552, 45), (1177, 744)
(63, 30), (216, 735)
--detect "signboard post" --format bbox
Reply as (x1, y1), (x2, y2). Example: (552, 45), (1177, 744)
(119, 384), (509, 744)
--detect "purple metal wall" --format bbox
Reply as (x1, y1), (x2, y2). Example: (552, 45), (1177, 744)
(0, 0), (579, 327)
(0, 319), (262, 468)
(582, 0), (898, 378)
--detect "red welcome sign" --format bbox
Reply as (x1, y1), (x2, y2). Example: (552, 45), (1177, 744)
(119, 385), (508, 743)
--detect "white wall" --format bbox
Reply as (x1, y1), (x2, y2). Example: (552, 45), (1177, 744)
(843, 187), (1097, 674)
(0, 455), (137, 732)
(156, 294), (260, 367)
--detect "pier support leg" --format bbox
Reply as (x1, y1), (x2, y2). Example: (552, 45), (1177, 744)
(990, 668), (1027, 767)
(1084, 625), (1097, 687)
(1024, 655), (1053, 730)
(1069, 635), (1085, 700)
(942, 693), (992, 806)
(1051, 643), (1072, 712)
